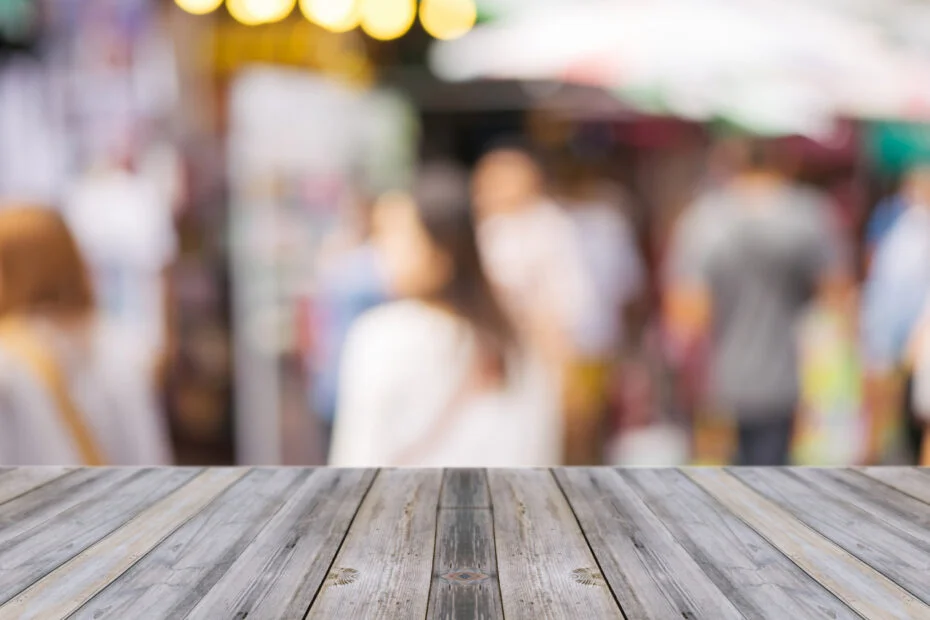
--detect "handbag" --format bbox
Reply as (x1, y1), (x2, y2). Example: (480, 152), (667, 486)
(0, 318), (105, 465)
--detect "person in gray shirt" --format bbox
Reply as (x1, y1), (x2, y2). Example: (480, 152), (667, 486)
(686, 140), (841, 465)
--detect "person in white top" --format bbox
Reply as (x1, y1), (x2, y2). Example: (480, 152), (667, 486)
(328, 164), (561, 467)
(472, 144), (596, 368)
(472, 143), (598, 463)
(0, 207), (171, 465)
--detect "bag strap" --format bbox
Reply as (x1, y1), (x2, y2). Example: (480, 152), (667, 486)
(0, 319), (105, 465)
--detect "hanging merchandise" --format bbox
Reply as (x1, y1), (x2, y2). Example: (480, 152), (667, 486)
(228, 69), (419, 465)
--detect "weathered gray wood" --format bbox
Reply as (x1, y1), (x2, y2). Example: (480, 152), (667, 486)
(71, 468), (306, 619)
(860, 467), (930, 505)
(554, 468), (740, 620)
(441, 468), (490, 508)
(686, 468), (930, 619)
(731, 468), (930, 604)
(488, 469), (622, 620)
(0, 468), (245, 620)
(791, 469), (930, 545)
(0, 469), (138, 548)
(306, 469), (442, 620)
(186, 468), (376, 620)
(428, 469), (503, 620)
(624, 469), (859, 619)
(0, 467), (72, 505)
(0, 468), (201, 606)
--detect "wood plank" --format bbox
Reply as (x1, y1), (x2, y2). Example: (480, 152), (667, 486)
(0, 468), (245, 620)
(71, 468), (307, 619)
(0, 467), (73, 505)
(306, 469), (442, 620)
(428, 470), (503, 620)
(686, 468), (930, 619)
(488, 469), (622, 620)
(0, 469), (138, 548)
(731, 468), (930, 604)
(186, 468), (376, 620)
(555, 468), (740, 620)
(791, 469), (930, 545)
(623, 469), (859, 619)
(441, 468), (490, 508)
(860, 467), (930, 505)
(0, 468), (201, 606)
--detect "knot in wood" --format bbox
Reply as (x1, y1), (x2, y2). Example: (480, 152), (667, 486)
(441, 569), (490, 584)
(571, 567), (604, 586)
(328, 567), (359, 586)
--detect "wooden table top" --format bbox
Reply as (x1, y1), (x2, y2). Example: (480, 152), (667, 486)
(0, 467), (929, 619)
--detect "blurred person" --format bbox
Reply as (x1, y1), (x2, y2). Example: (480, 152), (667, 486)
(553, 157), (646, 464)
(906, 304), (930, 465)
(862, 164), (930, 463)
(63, 136), (178, 386)
(683, 140), (841, 466)
(864, 192), (906, 271)
(328, 163), (560, 467)
(0, 207), (171, 465)
(471, 142), (596, 464)
(661, 137), (746, 463)
(311, 192), (388, 460)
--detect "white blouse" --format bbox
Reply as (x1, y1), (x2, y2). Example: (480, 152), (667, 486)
(328, 301), (562, 467)
(0, 318), (172, 465)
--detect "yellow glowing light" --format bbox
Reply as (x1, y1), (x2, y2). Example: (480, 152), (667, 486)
(419, 0), (475, 40)
(175, 0), (224, 15)
(359, 0), (416, 41)
(299, 0), (359, 33)
(226, 0), (264, 24)
(241, 0), (296, 23)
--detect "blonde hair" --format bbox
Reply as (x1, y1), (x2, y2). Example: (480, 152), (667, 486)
(0, 207), (94, 319)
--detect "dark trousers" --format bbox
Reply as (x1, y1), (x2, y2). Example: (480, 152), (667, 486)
(903, 374), (924, 462)
(735, 413), (795, 466)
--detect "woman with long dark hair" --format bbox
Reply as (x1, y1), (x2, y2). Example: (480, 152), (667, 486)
(328, 163), (561, 467)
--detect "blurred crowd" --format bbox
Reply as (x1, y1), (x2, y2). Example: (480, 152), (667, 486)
(315, 135), (930, 468)
(4, 0), (930, 469)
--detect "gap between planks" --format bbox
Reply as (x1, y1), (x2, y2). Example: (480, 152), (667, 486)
(0, 468), (248, 620)
(685, 468), (930, 620)
(549, 468), (629, 620)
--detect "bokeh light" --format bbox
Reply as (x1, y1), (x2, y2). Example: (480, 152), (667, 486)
(228, 0), (296, 25)
(226, 0), (264, 24)
(419, 0), (476, 41)
(175, 0), (224, 15)
(243, 0), (297, 23)
(299, 0), (360, 33)
(359, 0), (416, 41)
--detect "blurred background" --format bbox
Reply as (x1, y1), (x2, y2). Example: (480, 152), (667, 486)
(4, 0), (930, 467)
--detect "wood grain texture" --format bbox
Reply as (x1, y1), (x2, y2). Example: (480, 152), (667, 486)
(860, 467), (930, 505)
(428, 469), (503, 620)
(186, 468), (376, 620)
(0, 469), (137, 549)
(0, 467), (72, 505)
(791, 469), (930, 546)
(0, 468), (245, 620)
(306, 469), (442, 620)
(623, 469), (859, 619)
(441, 468), (490, 508)
(71, 468), (307, 619)
(0, 468), (200, 606)
(488, 469), (622, 620)
(731, 468), (930, 604)
(686, 468), (930, 620)
(554, 468), (740, 620)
